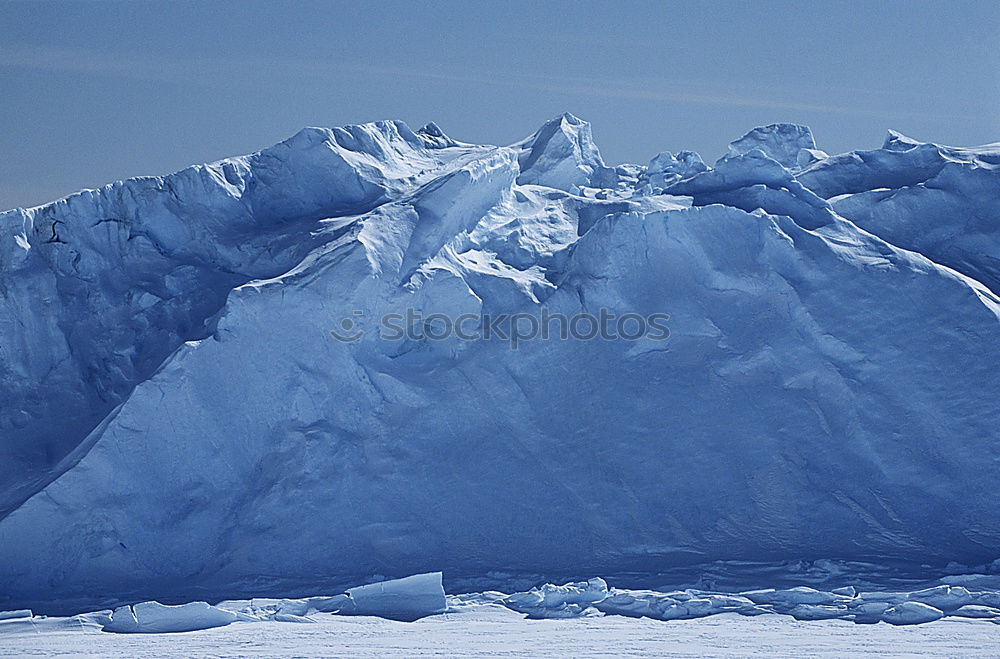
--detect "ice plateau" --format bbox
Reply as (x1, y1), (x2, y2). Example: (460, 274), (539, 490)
(1, 114), (999, 613)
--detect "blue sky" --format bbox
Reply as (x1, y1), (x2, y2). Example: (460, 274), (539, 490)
(1, 0), (998, 210)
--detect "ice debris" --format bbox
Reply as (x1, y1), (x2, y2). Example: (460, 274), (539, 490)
(500, 578), (1000, 626)
(96, 573), (445, 634)
(103, 601), (241, 634)
(8, 573), (1000, 637)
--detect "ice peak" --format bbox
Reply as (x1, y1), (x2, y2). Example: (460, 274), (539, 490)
(514, 113), (610, 191)
(882, 129), (924, 151)
(417, 121), (459, 148)
(281, 120), (426, 156)
(726, 123), (817, 169)
(519, 113), (596, 152)
(419, 121), (446, 138)
(647, 150), (708, 178)
(555, 111), (587, 126)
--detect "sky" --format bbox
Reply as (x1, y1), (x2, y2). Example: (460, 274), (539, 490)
(1, 0), (998, 210)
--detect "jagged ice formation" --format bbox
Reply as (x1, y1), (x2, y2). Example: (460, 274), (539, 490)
(1, 113), (999, 611)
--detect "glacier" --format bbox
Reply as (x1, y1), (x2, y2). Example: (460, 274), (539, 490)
(1, 113), (999, 615)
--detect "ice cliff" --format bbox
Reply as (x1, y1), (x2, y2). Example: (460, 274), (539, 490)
(1, 113), (999, 610)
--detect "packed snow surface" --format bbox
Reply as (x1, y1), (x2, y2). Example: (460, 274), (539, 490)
(1, 115), (1000, 617)
(4, 607), (997, 659)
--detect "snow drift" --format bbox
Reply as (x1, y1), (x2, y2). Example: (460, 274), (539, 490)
(1, 114), (999, 610)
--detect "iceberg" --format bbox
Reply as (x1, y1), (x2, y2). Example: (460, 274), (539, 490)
(103, 601), (239, 634)
(93, 573), (445, 632)
(1, 114), (999, 613)
(345, 572), (447, 620)
(881, 602), (945, 626)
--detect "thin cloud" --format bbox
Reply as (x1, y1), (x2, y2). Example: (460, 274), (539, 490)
(1, 42), (991, 124)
